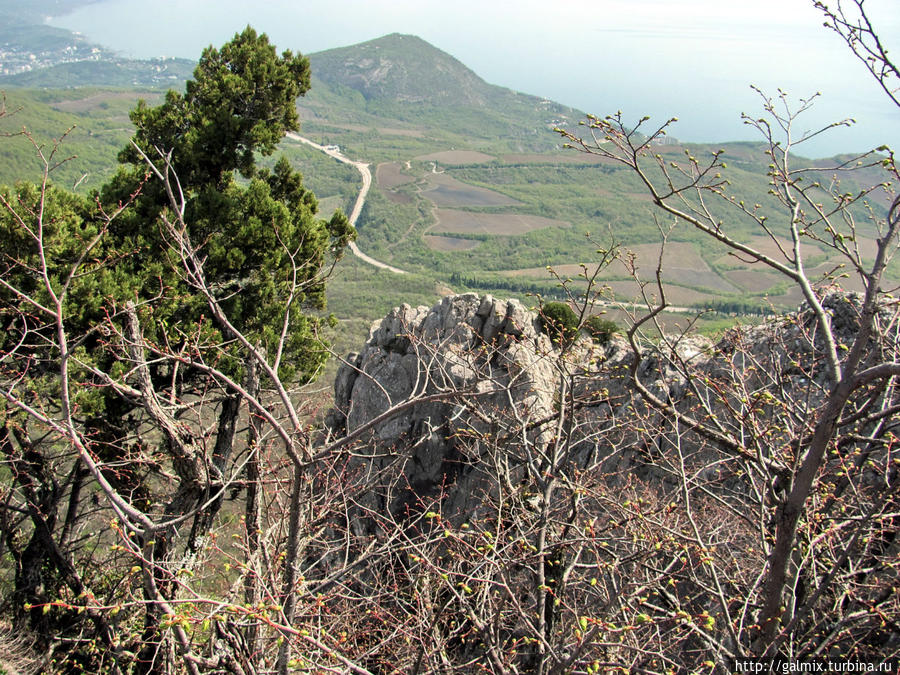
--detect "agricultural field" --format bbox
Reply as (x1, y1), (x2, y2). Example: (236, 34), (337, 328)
(429, 210), (568, 236)
(414, 150), (497, 164)
(376, 161), (413, 189)
(350, 130), (898, 316)
(499, 240), (738, 302)
(420, 172), (521, 207)
(3, 82), (895, 338)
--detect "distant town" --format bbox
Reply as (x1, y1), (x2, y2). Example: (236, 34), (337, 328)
(0, 21), (195, 88)
(0, 31), (109, 76)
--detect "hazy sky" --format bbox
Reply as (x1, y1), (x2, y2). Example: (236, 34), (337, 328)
(51, 0), (900, 155)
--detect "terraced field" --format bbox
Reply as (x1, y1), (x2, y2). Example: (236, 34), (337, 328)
(414, 150), (496, 164)
(429, 210), (568, 236)
(376, 162), (413, 189)
(421, 173), (521, 207)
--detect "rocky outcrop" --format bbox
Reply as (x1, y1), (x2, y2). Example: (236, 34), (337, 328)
(331, 294), (557, 435)
(329, 290), (897, 526)
(329, 293), (567, 523)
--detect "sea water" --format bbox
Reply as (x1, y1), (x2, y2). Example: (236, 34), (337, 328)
(48, 0), (900, 157)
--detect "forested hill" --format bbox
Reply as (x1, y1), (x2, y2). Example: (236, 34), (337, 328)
(303, 33), (580, 148)
(311, 33), (526, 107)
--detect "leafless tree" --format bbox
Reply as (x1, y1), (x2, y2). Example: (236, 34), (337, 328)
(1, 2), (898, 673)
(305, 2), (900, 670)
(546, 0), (900, 665)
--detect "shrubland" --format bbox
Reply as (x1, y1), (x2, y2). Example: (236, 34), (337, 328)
(0, 2), (898, 672)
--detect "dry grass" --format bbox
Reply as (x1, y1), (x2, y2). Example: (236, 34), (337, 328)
(376, 162), (412, 190)
(724, 267), (783, 294)
(0, 623), (37, 675)
(806, 262), (868, 292)
(384, 190), (414, 204)
(421, 174), (520, 208)
(714, 233), (887, 294)
(713, 235), (822, 267)
(619, 242), (739, 292)
(424, 235), (481, 251)
(765, 285), (806, 308)
(431, 209), (568, 235)
(623, 242), (707, 269)
(602, 280), (719, 306)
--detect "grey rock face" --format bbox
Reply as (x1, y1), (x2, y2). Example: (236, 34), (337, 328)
(330, 294), (563, 522)
(329, 291), (896, 525)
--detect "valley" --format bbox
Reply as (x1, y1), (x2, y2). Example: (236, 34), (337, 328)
(284, 132), (408, 274)
(1, 30), (896, 358)
(2, 11), (898, 672)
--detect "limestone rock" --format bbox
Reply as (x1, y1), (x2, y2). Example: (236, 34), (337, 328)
(329, 294), (560, 522)
(328, 290), (897, 524)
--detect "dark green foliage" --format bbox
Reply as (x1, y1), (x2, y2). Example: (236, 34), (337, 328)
(105, 26), (354, 382)
(0, 26), (356, 471)
(584, 315), (619, 344)
(0, 28), (355, 666)
(540, 301), (579, 345)
(0, 182), (131, 418)
(692, 298), (776, 316)
(448, 271), (570, 301)
(123, 26), (310, 186)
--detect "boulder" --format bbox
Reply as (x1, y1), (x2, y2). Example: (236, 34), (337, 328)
(329, 294), (561, 522)
(328, 290), (897, 523)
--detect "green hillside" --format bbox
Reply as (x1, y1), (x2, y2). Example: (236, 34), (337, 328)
(0, 88), (162, 188)
(310, 33), (501, 105)
(304, 33), (577, 152)
(292, 35), (896, 322)
(1, 28), (894, 351)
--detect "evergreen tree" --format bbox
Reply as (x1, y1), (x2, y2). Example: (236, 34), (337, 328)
(0, 28), (354, 671)
(105, 26), (354, 382)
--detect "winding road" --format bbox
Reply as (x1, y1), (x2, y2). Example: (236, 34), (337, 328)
(285, 134), (697, 314)
(285, 132), (407, 275)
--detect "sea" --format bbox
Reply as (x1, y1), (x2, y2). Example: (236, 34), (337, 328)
(48, 0), (900, 158)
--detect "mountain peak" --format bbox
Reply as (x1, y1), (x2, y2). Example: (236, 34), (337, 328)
(309, 33), (496, 106)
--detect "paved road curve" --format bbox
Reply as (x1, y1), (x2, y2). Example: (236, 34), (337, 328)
(285, 132), (408, 275)
(285, 134), (699, 314)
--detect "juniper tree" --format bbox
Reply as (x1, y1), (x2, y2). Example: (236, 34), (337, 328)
(0, 27), (353, 673)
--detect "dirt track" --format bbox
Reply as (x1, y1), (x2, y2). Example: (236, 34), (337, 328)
(285, 133), (407, 275)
